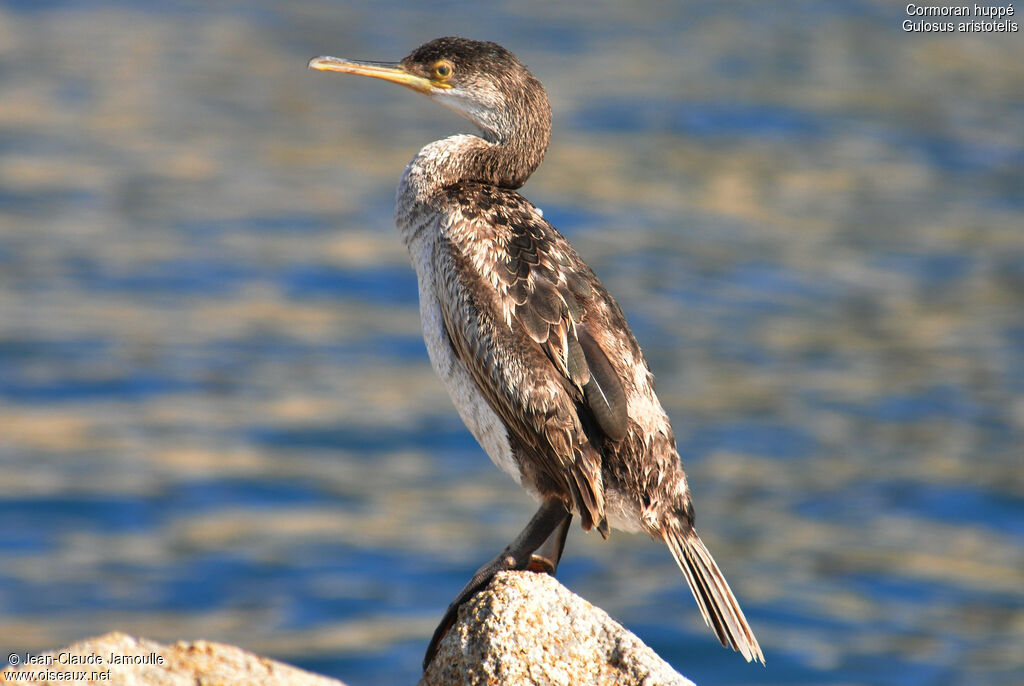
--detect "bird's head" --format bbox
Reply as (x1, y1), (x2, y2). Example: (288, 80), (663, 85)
(309, 36), (549, 145)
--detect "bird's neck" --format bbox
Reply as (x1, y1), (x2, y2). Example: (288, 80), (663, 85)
(395, 84), (551, 249)
(398, 89), (550, 203)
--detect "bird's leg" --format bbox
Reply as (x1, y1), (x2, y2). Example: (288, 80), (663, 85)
(423, 498), (570, 669)
(527, 510), (571, 574)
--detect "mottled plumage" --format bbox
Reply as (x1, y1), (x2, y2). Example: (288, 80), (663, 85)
(434, 181), (634, 534)
(310, 36), (763, 666)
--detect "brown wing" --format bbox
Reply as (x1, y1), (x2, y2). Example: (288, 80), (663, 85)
(434, 186), (629, 534)
(500, 216), (628, 445)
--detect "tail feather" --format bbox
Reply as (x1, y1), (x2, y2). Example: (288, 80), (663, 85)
(663, 527), (764, 664)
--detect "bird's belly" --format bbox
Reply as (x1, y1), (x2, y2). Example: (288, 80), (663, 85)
(603, 487), (645, 533)
(416, 277), (525, 488)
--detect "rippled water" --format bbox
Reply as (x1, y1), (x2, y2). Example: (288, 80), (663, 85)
(1, 2), (1022, 685)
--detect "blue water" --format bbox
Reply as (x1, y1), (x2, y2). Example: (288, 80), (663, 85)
(1, 2), (1023, 686)
(282, 263), (418, 305)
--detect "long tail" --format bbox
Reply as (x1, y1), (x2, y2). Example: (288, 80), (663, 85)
(662, 526), (764, 664)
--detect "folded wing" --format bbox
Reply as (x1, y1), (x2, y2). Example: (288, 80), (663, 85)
(434, 192), (630, 534)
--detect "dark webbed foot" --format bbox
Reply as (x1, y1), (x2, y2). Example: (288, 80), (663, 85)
(423, 499), (572, 670)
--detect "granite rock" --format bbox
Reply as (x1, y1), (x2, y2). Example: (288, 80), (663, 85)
(2, 573), (694, 686)
(420, 570), (695, 686)
(1, 632), (348, 686)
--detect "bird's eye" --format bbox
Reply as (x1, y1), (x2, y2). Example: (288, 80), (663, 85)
(433, 61), (453, 80)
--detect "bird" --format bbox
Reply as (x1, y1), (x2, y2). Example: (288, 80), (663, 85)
(309, 36), (763, 668)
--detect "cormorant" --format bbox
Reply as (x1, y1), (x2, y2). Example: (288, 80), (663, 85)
(309, 36), (763, 668)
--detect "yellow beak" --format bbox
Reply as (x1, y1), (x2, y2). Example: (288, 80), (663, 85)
(307, 56), (450, 94)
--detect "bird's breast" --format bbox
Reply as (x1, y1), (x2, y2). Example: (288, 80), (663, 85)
(400, 209), (527, 489)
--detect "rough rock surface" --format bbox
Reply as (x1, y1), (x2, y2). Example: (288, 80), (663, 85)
(2, 573), (693, 686)
(420, 570), (695, 686)
(0, 632), (347, 686)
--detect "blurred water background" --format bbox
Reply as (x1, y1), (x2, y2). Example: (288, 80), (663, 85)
(1, 1), (1022, 684)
